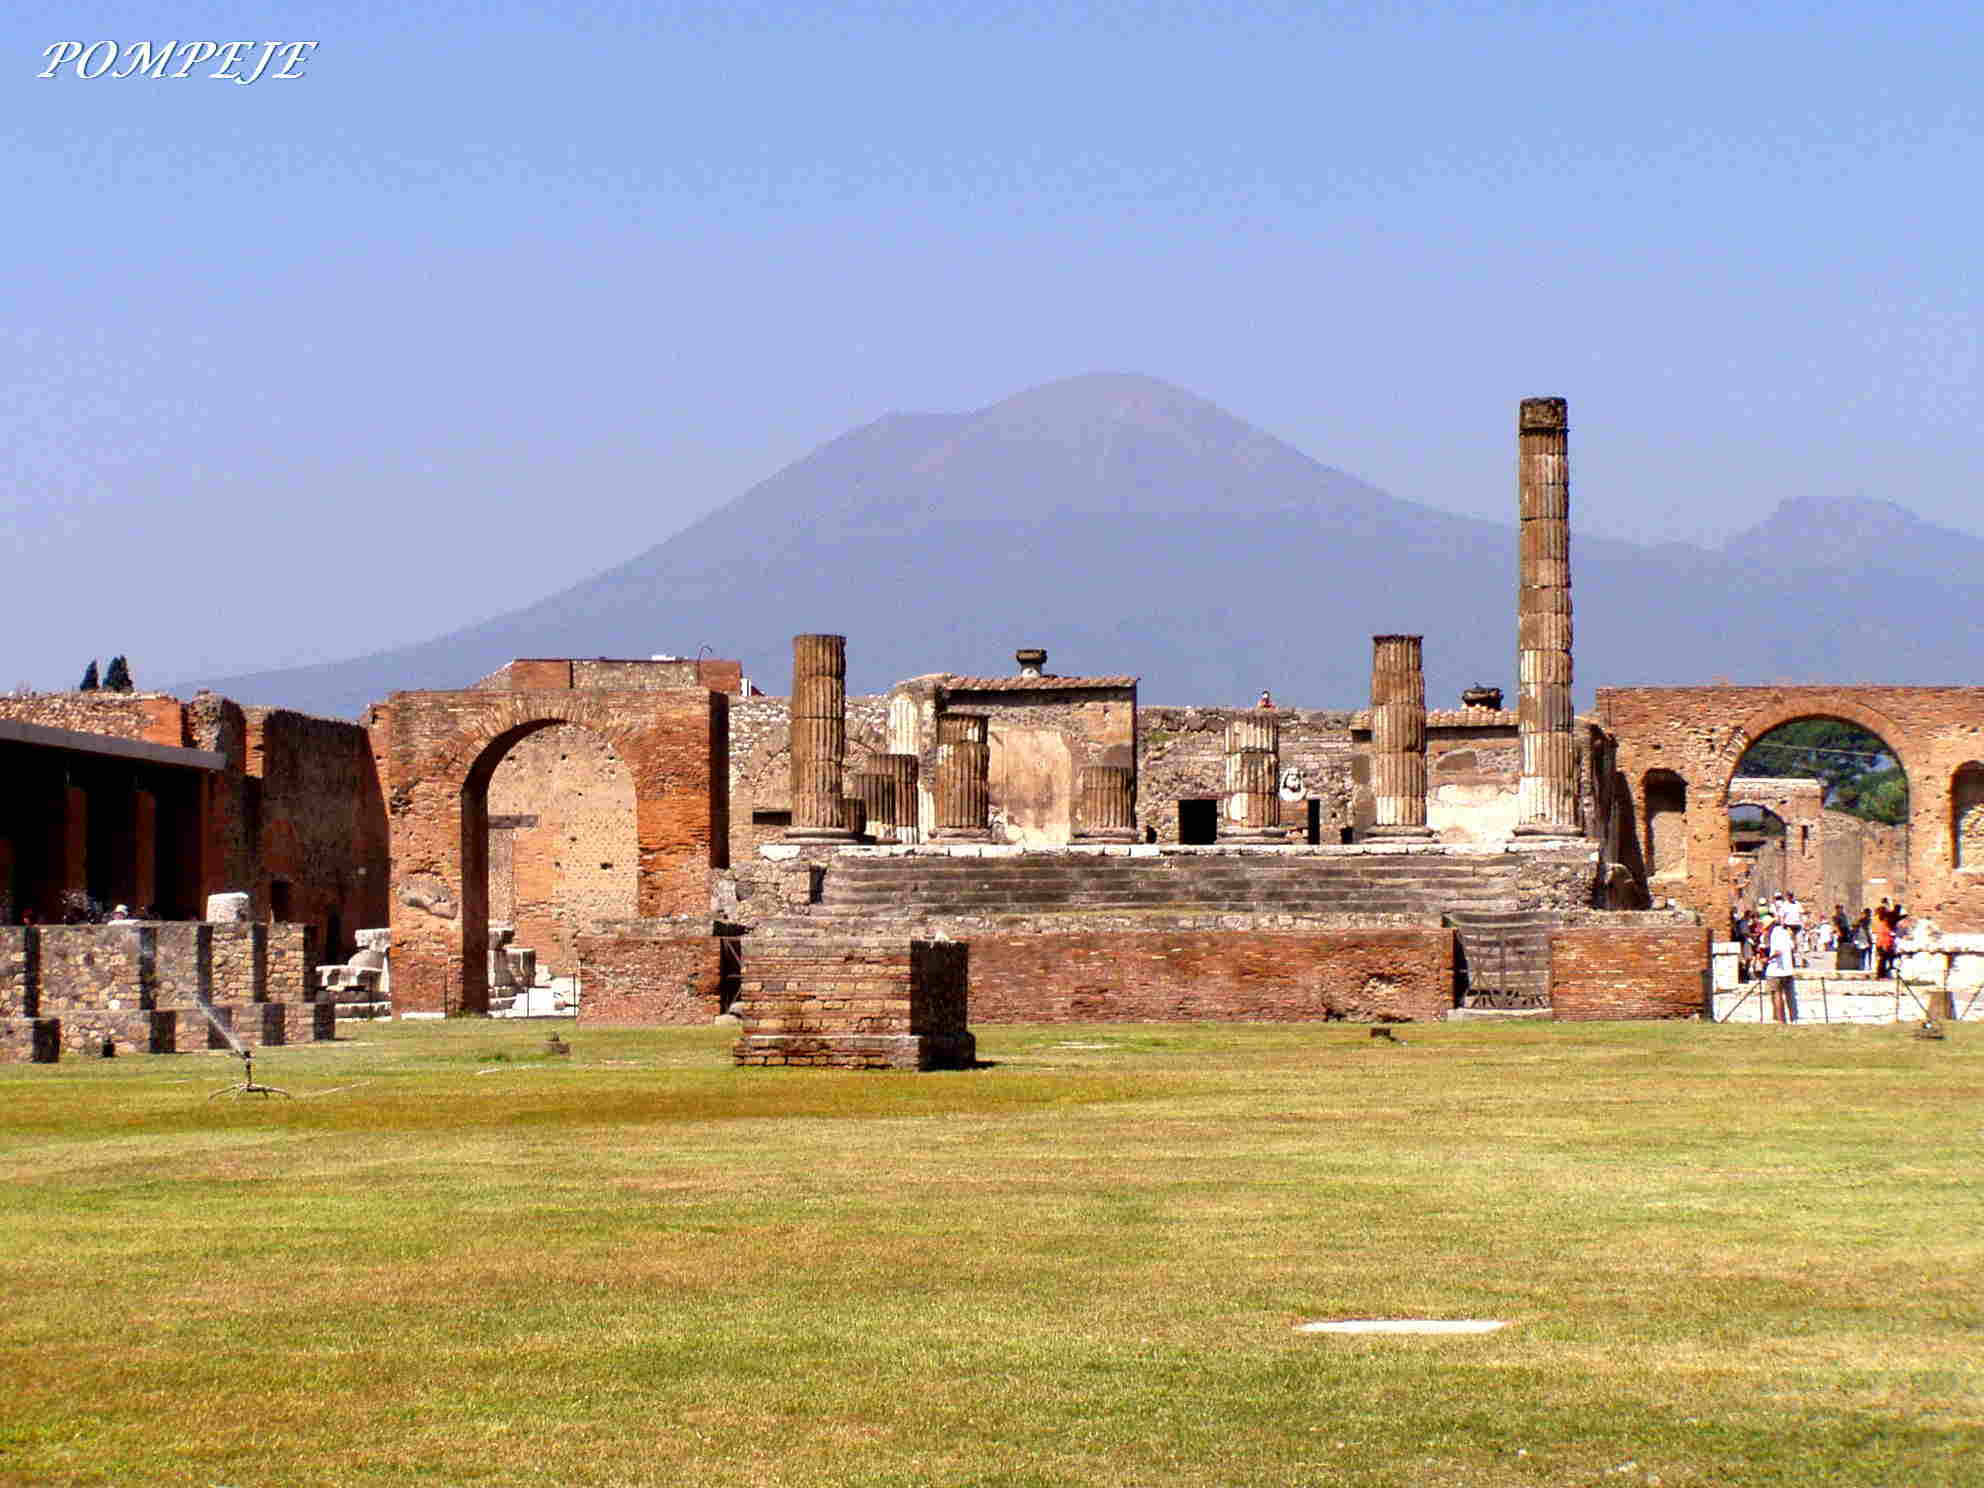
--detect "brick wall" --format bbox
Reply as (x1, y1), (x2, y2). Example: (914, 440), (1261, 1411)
(965, 927), (1454, 1023)
(1549, 924), (1711, 1021)
(245, 708), (389, 958)
(0, 692), (186, 747)
(573, 928), (726, 1023)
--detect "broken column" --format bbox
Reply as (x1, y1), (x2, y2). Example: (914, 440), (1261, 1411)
(1076, 765), (1138, 843)
(932, 715), (991, 841)
(851, 770), (896, 842)
(1515, 397), (1581, 837)
(1368, 634), (1434, 840)
(786, 633), (856, 842)
(1221, 713), (1287, 842)
(882, 753), (921, 843)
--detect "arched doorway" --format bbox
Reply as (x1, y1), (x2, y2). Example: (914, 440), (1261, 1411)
(1727, 718), (1909, 918)
(376, 685), (726, 1017)
(481, 722), (639, 1010)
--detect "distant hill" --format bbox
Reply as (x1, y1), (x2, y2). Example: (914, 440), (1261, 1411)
(177, 373), (1984, 717)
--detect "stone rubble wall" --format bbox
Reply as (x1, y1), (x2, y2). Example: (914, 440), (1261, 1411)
(0, 922), (327, 1062)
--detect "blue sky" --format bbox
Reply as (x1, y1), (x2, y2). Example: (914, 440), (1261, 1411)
(7, 1), (1980, 692)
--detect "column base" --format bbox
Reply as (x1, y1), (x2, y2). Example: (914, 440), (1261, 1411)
(1365, 824), (1436, 841)
(1512, 821), (1583, 840)
(783, 827), (860, 844)
(931, 827), (993, 842)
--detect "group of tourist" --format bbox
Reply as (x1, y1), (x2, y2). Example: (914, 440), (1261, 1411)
(1730, 892), (1914, 1021)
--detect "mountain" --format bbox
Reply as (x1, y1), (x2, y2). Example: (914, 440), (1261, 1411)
(177, 374), (1984, 718)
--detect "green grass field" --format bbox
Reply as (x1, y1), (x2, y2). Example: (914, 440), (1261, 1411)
(1, 1018), (1978, 1487)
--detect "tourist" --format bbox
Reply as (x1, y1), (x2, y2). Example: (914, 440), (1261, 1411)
(107, 904), (134, 924)
(1256, 689), (1275, 710)
(1766, 915), (1799, 1023)
(1872, 900), (1897, 979)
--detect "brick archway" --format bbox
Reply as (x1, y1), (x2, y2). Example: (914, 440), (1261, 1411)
(1596, 686), (1984, 930)
(376, 688), (726, 1015)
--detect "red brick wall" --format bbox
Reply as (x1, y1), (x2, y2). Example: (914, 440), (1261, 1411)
(574, 932), (724, 1023)
(1549, 925), (1710, 1021)
(966, 928), (1454, 1023)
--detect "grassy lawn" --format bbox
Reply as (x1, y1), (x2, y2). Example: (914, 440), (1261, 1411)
(1, 1018), (1979, 1486)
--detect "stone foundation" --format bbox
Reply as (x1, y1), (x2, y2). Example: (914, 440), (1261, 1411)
(732, 936), (973, 1070)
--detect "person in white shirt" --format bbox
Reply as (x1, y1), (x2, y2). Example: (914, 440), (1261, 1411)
(1766, 918), (1798, 1023)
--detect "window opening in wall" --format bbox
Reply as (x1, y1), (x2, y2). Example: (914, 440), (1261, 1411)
(1952, 762), (1984, 869)
(751, 809), (792, 827)
(1306, 799), (1322, 846)
(1178, 799), (1218, 845)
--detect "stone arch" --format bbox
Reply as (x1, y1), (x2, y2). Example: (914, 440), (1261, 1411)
(1953, 762), (1984, 870)
(1713, 702), (1914, 914)
(380, 687), (724, 1015)
(1711, 697), (1919, 803)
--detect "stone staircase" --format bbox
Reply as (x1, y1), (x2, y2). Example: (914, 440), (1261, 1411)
(812, 851), (1520, 921)
(1445, 909), (1563, 1016)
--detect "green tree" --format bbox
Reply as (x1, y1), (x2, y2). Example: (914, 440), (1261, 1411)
(78, 659), (99, 692)
(1735, 720), (1906, 824)
(104, 656), (133, 692)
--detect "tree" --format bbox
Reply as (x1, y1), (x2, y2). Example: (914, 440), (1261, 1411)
(104, 656), (133, 692)
(78, 660), (99, 692)
(1735, 719), (1906, 824)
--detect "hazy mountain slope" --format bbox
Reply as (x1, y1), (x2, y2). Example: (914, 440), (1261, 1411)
(179, 374), (1984, 717)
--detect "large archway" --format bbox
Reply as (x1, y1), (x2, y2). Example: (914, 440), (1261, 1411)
(376, 685), (727, 1016)
(476, 721), (640, 1007)
(1727, 718), (1909, 918)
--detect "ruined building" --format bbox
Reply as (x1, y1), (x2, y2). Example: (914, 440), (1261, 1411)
(10, 398), (1984, 1062)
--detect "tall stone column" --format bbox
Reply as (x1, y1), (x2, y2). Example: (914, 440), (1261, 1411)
(933, 715), (991, 840)
(1515, 398), (1581, 836)
(1076, 765), (1138, 842)
(786, 634), (856, 841)
(882, 753), (922, 843)
(1368, 634), (1433, 840)
(1221, 713), (1287, 842)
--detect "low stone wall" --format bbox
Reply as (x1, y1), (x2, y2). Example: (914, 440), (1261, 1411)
(574, 925), (729, 1023)
(964, 928), (1454, 1024)
(1550, 925), (1711, 1021)
(0, 922), (329, 1061)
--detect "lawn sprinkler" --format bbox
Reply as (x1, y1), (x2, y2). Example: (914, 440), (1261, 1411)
(194, 999), (293, 1099)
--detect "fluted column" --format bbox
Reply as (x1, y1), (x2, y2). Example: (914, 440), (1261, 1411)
(933, 714), (991, 839)
(1076, 765), (1138, 842)
(882, 753), (921, 843)
(1368, 634), (1434, 839)
(1514, 398), (1581, 837)
(1221, 712), (1287, 842)
(786, 633), (856, 841)
(850, 773), (892, 840)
